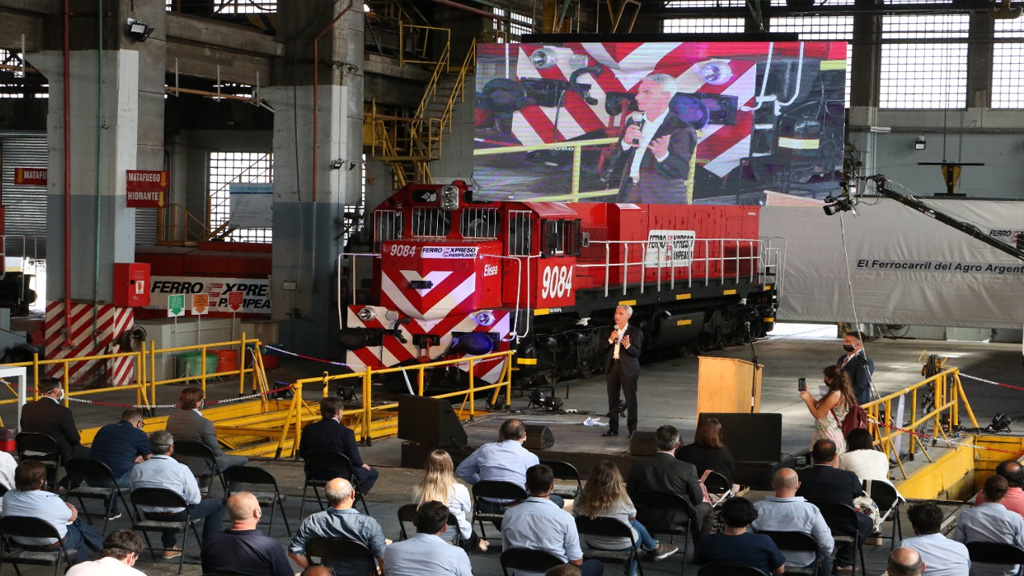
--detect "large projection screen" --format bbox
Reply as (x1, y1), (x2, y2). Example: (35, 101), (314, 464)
(473, 41), (847, 205)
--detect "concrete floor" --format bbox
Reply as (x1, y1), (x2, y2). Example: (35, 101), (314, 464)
(4, 326), (1024, 575)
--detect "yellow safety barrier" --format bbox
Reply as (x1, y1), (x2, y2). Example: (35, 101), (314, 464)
(865, 366), (979, 481)
(474, 138), (619, 202)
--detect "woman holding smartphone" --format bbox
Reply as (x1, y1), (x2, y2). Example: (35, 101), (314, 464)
(799, 365), (856, 454)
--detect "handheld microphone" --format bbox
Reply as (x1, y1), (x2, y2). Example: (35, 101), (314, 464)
(628, 112), (644, 145)
(744, 321), (751, 332)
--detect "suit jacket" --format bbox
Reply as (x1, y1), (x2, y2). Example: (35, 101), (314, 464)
(166, 409), (230, 475)
(606, 113), (698, 204)
(627, 452), (703, 530)
(796, 464), (863, 507)
(20, 398), (82, 461)
(837, 352), (875, 405)
(299, 418), (366, 480)
(604, 324), (643, 377)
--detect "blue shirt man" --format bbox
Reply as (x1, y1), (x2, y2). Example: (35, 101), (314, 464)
(89, 408), (151, 517)
(953, 475), (1024, 576)
(502, 464), (602, 576)
(751, 468), (834, 576)
(384, 501), (473, 576)
(289, 478), (387, 575)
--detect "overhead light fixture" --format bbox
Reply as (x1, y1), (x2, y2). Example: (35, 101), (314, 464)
(914, 136), (926, 151)
(126, 18), (154, 42)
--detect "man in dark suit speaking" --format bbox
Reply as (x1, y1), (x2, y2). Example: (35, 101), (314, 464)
(299, 396), (378, 495)
(606, 73), (698, 204)
(20, 378), (89, 460)
(603, 304), (642, 437)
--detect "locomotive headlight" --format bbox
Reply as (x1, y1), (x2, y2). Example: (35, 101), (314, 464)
(356, 307), (377, 322)
(529, 48), (557, 70)
(700, 61), (733, 86)
(474, 311), (496, 327)
(440, 185), (460, 211)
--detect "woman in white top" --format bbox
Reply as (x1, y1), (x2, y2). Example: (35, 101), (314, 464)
(573, 460), (677, 575)
(839, 428), (891, 484)
(412, 449), (487, 552)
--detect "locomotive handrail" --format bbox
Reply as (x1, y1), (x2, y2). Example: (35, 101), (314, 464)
(336, 252), (381, 320)
(582, 237), (767, 297)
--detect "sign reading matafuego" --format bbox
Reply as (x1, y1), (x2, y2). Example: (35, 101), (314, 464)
(126, 170), (169, 208)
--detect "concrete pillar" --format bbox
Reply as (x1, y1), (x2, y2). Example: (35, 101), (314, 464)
(30, 0), (166, 386)
(264, 1), (364, 357)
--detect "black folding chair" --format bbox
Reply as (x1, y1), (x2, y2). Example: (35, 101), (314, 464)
(500, 548), (566, 576)
(864, 479), (903, 551)
(575, 516), (645, 576)
(395, 503), (463, 546)
(541, 460), (583, 500)
(0, 516), (78, 576)
(299, 451), (370, 517)
(966, 541), (1024, 574)
(172, 440), (227, 495)
(60, 458), (131, 534)
(14, 433), (62, 486)
(471, 480), (527, 542)
(633, 491), (697, 574)
(129, 487), (204, 574)
(760, 531), (821, 576)
(697, 563), (768, 576)
(304, 537), (377, 576)
(815, 502), (867, 576)
(223, 466), (292, 537)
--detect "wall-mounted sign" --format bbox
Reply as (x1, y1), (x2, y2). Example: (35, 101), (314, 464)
(148, 276), (270, 315)
(126, 170), (169, 208)
(14, 168), (47, 186)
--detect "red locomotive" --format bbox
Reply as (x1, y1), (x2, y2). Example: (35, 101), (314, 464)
(339, 181), (779, 389)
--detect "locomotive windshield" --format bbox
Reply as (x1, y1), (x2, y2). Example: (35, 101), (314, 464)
(542, 219), (582, 257)
(411, 207), (451, 237)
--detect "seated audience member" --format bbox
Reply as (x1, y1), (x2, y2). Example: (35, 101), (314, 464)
(201, 491), (292, 576)
(384, 500), (473, 576)
(1, 460), (103, 564)
(65, 530), (146, 576)
(301, 568), (333, 576)
(299, 396), (378, 495)
(676, 417), (736, 486)
(840, 428), (892, 485)
(797, 438), (872, 573)
(751, 467), (834, 576)
(131, 430), (225, 558)
(20, 378), (90, 460)
(574, 459), (676, 571)
(88, 408), (151, 518)
(899, 502), (969, 576)
(974, 460), (1024, 517)
(413, 449), (486, 552)
(953, 474), (1024, 576)
(166, 386), (247, 481)
(888, 547), (925, 576)
(0, 448), (15, 504)
(502, 464), (603, 576)
(288, 478), (387, 575)
(456, 418), (551, 513)
(693, 497), (785, 575)
(626, 424), (712, 540)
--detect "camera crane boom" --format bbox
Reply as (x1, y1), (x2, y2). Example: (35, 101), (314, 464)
(866, 174), (1024, 263)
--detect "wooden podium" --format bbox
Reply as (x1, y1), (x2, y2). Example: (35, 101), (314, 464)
(696, 356), (763, 416)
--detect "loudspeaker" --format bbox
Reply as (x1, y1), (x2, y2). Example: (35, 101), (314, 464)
(629, 430), (658, 456)
(522, 425), (554, 450)
(397, 395), (468, 448)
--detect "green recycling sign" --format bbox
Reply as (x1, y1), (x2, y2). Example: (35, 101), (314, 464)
(167, 294), (186, 318)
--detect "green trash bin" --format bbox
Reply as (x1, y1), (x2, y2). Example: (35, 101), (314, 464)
(176, 352), (219, 379)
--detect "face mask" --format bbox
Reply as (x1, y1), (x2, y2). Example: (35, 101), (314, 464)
(843, 345), (856, 353)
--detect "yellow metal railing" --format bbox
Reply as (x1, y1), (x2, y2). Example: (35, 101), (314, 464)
(277, 350), (515, 456)
(866, 366), (979, 480)
(474, 138), (620, 201)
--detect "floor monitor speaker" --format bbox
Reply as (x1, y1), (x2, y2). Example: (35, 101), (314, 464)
(523, 424), (554, 450)
(397, 395), (468, 448)
(629, 430), (658, 456)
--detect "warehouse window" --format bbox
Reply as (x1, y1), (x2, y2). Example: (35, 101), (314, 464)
(663, 18), (744, 34)
(167, 0), (276, 12)
(993, 18), (1024, 109)
(492, 8), (533, 42)
(0, 49), (24, 99)
(879, 14), (969, 108)
(769, 16), (853, 107)
(208, 152), (273, 243)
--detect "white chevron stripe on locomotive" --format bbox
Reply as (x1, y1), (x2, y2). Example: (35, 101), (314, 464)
(382, 270), (476, 321)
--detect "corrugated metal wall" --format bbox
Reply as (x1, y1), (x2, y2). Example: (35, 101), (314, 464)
(0, 132), (48, 260)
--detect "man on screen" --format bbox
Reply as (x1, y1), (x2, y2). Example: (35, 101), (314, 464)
(606, 73), (698, 204)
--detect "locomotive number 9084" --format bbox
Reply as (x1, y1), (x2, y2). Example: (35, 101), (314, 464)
(541, 265), (574, 299)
